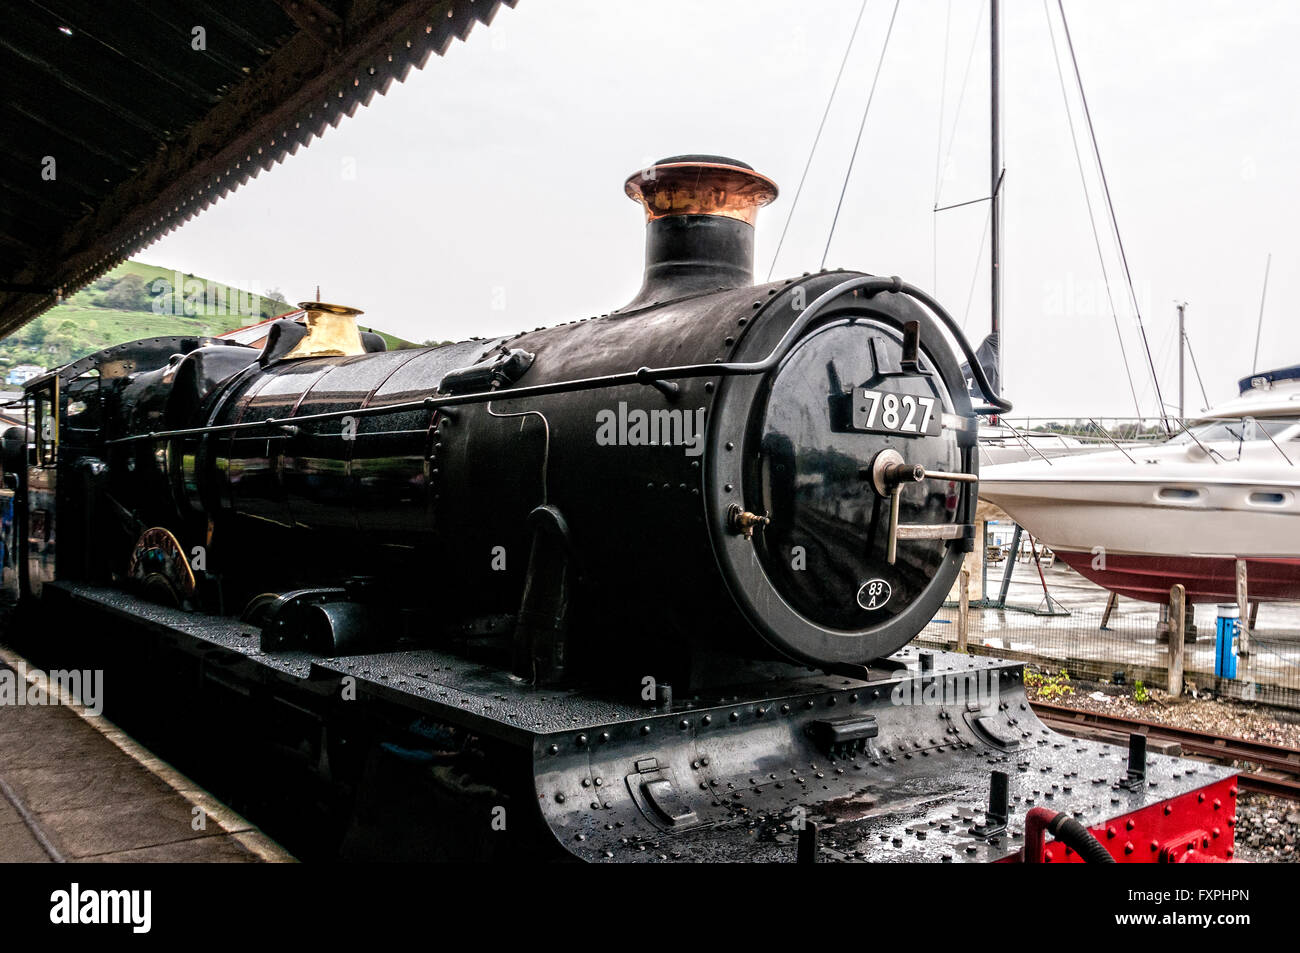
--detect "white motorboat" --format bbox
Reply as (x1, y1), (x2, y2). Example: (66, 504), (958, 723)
(978, 365), (1300, 604)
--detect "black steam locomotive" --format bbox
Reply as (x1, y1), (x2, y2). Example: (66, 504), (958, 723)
(13, 156), (996, 689)
(7, 158), (1236, 863)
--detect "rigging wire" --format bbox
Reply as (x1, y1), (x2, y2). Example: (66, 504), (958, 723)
(1182, 327), (1212, 410)
(960, 198), (994, 332)
(1138, 320), (1176, 416)
(822, 0), (902, 269)
(934, 0), (988, 210)
(932, 0), (953, 291)
(1252, 252), (1272, 373)
(1042, 0), (1144, 424)
(1056, 0), (1170, 431)
(766, 0), (871, 281)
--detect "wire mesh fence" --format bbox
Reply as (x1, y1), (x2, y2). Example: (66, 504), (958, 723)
(918, 604), (1300, 710)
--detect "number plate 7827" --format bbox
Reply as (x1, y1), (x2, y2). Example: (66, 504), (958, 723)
(850, 389), (940, 436)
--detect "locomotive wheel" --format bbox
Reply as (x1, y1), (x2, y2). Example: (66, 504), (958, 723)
(127, 527), (197, 605)
(241, 592), (283, 627)
(139, 573), (182, 609)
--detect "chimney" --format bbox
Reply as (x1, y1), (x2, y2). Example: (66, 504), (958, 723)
(622, 155), (778, 311)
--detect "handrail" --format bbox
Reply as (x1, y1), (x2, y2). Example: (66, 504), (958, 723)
(1086, 418), (1138, 464)
(1171, 420), (1224, 464)
(103, 275), (1012, 447)
(1247, 415), (1295, 467)
(993, 418), (1054, 466)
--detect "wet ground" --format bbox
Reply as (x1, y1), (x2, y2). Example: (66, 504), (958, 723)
(926, 559), (1300, 704)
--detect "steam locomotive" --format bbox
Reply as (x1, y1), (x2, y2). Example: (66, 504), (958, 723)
(4, 157), (1238, 863)
(12, 156), (994, 688)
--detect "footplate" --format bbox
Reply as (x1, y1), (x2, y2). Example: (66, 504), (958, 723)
(533, 651), (1236, 862)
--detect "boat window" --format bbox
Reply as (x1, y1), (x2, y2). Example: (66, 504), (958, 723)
(1169, 417), (1300, 445)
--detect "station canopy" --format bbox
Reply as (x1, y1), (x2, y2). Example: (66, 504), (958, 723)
(0, 0), (516, 338)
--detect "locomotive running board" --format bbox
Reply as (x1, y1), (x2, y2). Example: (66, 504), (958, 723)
(42, 582), (1238, 863)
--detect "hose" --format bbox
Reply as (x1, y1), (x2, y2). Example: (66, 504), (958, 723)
(1024, 806), (1115, 864)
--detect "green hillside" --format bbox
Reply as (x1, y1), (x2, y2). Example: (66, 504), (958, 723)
(0, 260), (415, 373)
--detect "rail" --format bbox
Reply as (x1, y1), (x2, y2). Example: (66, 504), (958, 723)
(1033, 701), (1300, 800)
(988, 414), (1300, 468)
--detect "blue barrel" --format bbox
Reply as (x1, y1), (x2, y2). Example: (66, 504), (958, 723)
(1215, 605), (1239, 679)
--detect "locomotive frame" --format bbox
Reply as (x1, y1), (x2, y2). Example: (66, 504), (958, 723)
(38, 580), (1239, 862)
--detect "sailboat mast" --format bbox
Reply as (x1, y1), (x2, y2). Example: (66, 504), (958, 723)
(989, 0), (1003, 388)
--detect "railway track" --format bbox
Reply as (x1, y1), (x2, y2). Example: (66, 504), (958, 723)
(1032, 701), (1300, 800)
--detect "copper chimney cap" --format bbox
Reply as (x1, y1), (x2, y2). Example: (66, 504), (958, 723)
(625, 155), (778, 227)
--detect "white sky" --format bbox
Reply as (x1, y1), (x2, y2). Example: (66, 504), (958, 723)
(143, 0), (1300, 419)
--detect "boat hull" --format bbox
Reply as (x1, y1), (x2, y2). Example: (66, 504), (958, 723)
(1053, 550), (1300, 604)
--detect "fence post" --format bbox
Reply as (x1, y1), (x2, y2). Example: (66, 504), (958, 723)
(1235, 559), (1251, 658)
(957, 568), (970, 653)
(1099, 591), (1118, 630)
(1167, 583), (1185, 698)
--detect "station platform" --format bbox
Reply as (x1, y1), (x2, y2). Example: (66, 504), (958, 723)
(0, 648), (292, 863)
